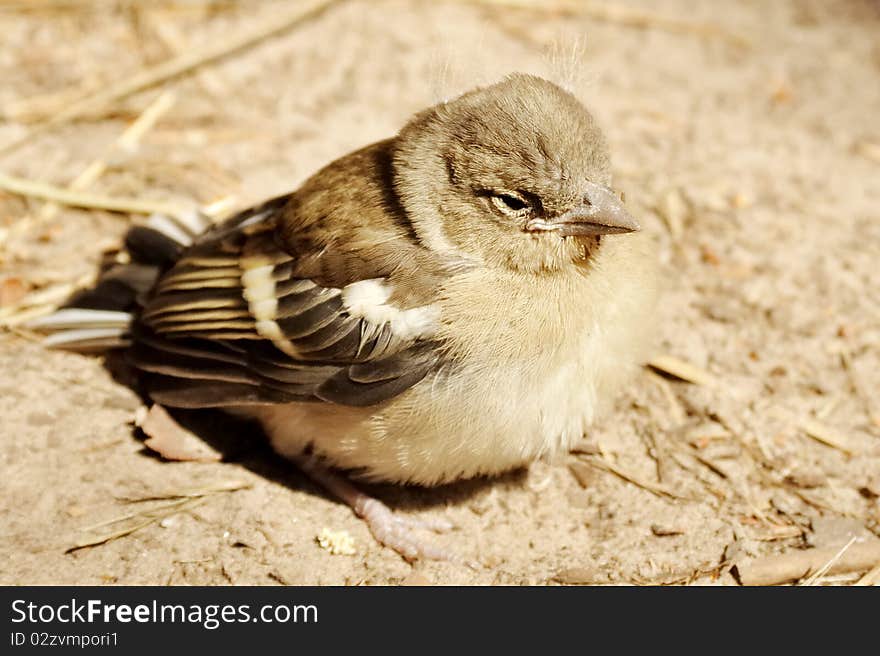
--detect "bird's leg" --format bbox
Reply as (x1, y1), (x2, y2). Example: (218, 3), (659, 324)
(293, 455), (464, 564)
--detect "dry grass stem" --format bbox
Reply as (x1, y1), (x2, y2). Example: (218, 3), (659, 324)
(34, 91), (177, 226)
(464, 0), (751, 49)
(800, 536), (858, 586)
(736, 540), (880, 585)
(120, 480), (251, 502)
(798, 418), (856, 455)
(646, 370), (687, 425)
(855, 561), (880, 586)
(149, 16), (229, 96)
(0, 0), (242, 8)
(67, 479), (250, 552)
(0, 0), (341, 155)
(0, 273), (95, 327)
(581, 454), (690, 501)
(0, 170), (189, 218)
(647, 355), (716, 386)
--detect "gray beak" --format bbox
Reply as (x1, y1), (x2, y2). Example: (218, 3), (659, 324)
(532, 182), (640, 237)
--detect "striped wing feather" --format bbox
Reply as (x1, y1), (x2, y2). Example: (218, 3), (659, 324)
(131, 201), (439, 408)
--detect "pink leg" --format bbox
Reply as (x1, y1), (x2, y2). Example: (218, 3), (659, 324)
(294, 455), (468, 565)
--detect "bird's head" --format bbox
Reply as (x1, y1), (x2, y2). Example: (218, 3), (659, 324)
(393, 73), (638, 273)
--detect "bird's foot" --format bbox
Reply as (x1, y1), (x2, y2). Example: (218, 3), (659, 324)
(294, 455), (469, 565)
(353, 495), (458, 563)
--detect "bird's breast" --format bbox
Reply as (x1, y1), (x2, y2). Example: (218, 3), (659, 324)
(255, 238), (655, 486)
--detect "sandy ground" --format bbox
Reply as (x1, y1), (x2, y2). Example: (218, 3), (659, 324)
(1, 0), (879, 586)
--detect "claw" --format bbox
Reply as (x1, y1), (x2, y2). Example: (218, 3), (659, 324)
(358, 497), (454, 562)
(294, 455), (472, 565)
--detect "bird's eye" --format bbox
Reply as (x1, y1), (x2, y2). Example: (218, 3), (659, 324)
(490, 192), (531, 217)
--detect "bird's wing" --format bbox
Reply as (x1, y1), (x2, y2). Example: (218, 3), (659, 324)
(131, 197), (443, 408)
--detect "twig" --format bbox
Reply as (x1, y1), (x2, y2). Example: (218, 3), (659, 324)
(67, 498), (204, 552)
(0, 0), (242, 10)
(117, 479), (250, 502)
(855, 561), (880, 586)
(799, 418), (856, 455)
(0, 0), (341, 155)
(0, 0), (90, 8)
(77, 497), (199, 533)
(462, 0), (751, 49)
(692, 453), (729, 480)
(66, 479), (250, 553)
(646, 370), (687, 428)
(0, 170), (189, 218)
(734, 541), (880, 586)
(35, 91), (177, 225)
(581, 454), (691, 501)
(647, 354), (716, 387)
(149, 16), (229, 96)
(0, 273), (95, 326)
(800, 537), (857, 586)
(2, 83), (101, 124)
(0, 304), (59, 329)
(66, 518), (158, 553)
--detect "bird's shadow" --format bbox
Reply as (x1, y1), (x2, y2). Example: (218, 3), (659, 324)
(102, 351), (527, 515)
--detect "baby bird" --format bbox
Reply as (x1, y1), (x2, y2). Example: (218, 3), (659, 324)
(38, 74), (655, 562)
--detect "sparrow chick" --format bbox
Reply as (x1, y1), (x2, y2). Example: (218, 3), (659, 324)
(38, 74), (655, 561)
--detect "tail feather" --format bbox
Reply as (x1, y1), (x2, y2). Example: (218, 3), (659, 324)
(30, 309), (132, 351)
(61, 263), (159, 312)
(146, 213), (195, 246)
(31, 210), (214, 352)
(126, 210), (213, 267)
(29, 308), (132, 330)
(125, 226), (185, 267)
(42, 327), (131, 350)
(165, 207), (213, 238)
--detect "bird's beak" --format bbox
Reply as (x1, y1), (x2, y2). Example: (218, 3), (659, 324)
(527, 182), (640, 237)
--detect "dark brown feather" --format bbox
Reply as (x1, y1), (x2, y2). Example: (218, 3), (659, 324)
(132, 165), (452, 409)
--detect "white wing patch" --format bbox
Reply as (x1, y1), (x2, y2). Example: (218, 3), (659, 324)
(241, 267), (438, 359)
(341, 279), (439, 341)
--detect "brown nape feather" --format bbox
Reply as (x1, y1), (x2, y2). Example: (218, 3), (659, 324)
(277, 139), (464, 307)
